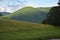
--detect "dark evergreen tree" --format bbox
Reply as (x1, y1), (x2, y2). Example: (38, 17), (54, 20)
(0, 13), (2, 16)
(42, 6), (60, 26)
(42, 0), (60, 26)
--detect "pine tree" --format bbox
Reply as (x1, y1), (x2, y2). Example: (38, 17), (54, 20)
(42, 6), (60, 26)
(0, 13), (2, 16)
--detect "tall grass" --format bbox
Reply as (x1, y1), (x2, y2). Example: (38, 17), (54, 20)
(0, 19), (60, 40)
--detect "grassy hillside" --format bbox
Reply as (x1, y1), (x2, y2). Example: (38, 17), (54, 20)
(37, 7), (51, 13)
(0, 19), (60, 40)
(0, 19), (53, 32)
(1, 7), (50, 23)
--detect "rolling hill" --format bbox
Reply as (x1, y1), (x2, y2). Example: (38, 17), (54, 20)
(0, 19), (60, 40)
(1, 7), (50, 23)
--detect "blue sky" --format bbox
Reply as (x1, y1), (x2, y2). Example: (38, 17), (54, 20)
(25, 0), (58, 7)
(0, 0), (58, 12)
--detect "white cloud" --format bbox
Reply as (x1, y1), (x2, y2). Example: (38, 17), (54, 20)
(5, 7), (12, 12)
(0, 6), (5, 12)
(0, 5), (13, 13)
(25, 3), (40, 8)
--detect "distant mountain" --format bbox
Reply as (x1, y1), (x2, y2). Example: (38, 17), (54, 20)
(1, 7), (51, 23)
(0, 12), (11, 16)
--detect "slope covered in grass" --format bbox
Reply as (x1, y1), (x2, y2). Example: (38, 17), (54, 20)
(37, 7), (51, 13)
(0, 19), (53, 32)
(0, 19), (60, 40)
(1, 7), (50, 23)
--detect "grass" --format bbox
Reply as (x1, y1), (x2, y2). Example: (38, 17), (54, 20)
(0, 19), (54, 32)
(0, 19), (60, 40)
(0, 29), (60, 40)
(37, 7), (51, 13)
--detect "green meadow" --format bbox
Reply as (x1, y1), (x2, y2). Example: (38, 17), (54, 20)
(0, 7), (60, 40)
(0, 19), (60, 40)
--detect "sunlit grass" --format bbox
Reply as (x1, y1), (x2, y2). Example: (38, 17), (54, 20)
(0, 19), (60, 40)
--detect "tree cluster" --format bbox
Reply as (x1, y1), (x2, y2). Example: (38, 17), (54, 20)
(42, 6), (60, 26)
